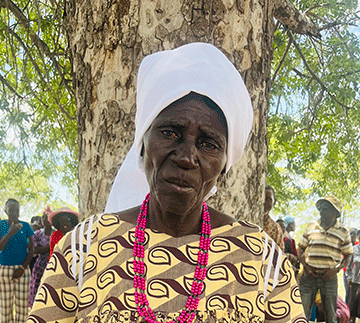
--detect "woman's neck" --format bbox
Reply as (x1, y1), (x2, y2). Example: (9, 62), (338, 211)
(146, 199), (203, 237)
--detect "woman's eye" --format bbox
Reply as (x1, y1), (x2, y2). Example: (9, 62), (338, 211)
(161, 130), (178, 139)
(200, 141), (217, 150)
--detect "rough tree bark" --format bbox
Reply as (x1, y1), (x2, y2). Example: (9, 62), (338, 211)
(63, 0), (318, 224)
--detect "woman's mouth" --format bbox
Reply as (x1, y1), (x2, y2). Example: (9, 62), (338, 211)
(165, 179), (195, 194)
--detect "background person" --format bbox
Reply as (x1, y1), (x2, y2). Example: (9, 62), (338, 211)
(0, 198), (34, 323)
(284, 216), (297, 255)
(28, 43), (305, 323)
(48, 207), (78, 259)
(283, 216), (299, 271)
(263, 185), (285, 251)
(30, 216), (43, 232)
(345, 228), (358, 304)
(28, 206), (54, 308)
(298, 195), (353, 323)
(348, 229), (360, 322)
(277, 218), (286, 234)
(29, 215), (44, 272)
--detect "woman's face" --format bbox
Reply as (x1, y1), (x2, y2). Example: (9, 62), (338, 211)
(57, 214), (74, 234)
(142, 95), (227, 214)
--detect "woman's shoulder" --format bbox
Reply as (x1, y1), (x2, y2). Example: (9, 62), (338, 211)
(209, 207), (236, 228)
(116, 205), (142, 225)
(210, 219), (263, 241)
(208, 207), (263, 234)
(53, 212), (136, 260)
(96, 206), (141, 228)
(77, 206), (140, 229)
(69, 208), (139, 243)
(236, 219), (265, 240)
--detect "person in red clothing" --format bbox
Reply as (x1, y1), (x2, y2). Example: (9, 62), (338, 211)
(283, 216), (300, 275)
(48, 207), (78, 259)
(284, 216), (298, 256)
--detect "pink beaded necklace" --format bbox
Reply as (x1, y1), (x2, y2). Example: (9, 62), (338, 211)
(133, 193), (211, 323)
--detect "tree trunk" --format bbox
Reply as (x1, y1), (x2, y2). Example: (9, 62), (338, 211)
(64, 0), (274, 225)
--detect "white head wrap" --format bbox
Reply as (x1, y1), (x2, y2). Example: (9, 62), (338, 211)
(105, 43), (253, 213)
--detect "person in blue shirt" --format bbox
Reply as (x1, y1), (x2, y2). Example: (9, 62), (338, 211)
(0, 198), (34, 323)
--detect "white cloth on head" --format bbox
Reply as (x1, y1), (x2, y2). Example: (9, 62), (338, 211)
(105, 43), (253, 213)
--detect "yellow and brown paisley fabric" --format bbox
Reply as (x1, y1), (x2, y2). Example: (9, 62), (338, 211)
(27, 214), (305, 323)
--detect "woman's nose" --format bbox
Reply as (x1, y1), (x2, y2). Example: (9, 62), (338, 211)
(170, 139), (199, 169)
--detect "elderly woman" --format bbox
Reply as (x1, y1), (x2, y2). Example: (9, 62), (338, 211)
(28, 43), (304, 323)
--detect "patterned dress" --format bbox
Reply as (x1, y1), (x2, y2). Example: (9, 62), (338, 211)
(28, 228), (52, 308)
(28, 213), (305, 323)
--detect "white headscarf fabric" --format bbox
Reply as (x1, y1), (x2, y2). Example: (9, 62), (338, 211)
(105, 43), (253, 213)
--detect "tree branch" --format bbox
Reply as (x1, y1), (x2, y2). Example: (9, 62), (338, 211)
(287, 30), (354, 111)
(7, 25), (75, 121)
(0, 73), (24, 100)
(339, 69), (360, 78)
(273, 0), (321, 38)
(292, 68), (310, 78)
(275, 93), (282, 115)
(0, 0), (74, 97)
(306, 11), (356, 61)
(271, 37), (293, 85)
(5, 26), (46, 84)
(309, 36), (324, 68)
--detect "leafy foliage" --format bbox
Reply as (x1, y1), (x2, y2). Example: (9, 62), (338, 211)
(269, 0), (360, 214)
(0, 0), (77, 213)
(0, 0), (359, 220)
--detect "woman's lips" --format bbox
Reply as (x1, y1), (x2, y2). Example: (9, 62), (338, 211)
(165, 179), (195, 194)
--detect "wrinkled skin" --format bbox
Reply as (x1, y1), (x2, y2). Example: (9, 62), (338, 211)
(142, 93), (229, 236)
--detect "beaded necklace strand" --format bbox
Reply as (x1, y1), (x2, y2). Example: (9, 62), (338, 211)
(133, 193), (211, 323)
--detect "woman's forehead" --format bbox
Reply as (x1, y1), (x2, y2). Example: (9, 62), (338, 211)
(155, 93), (228, 136)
